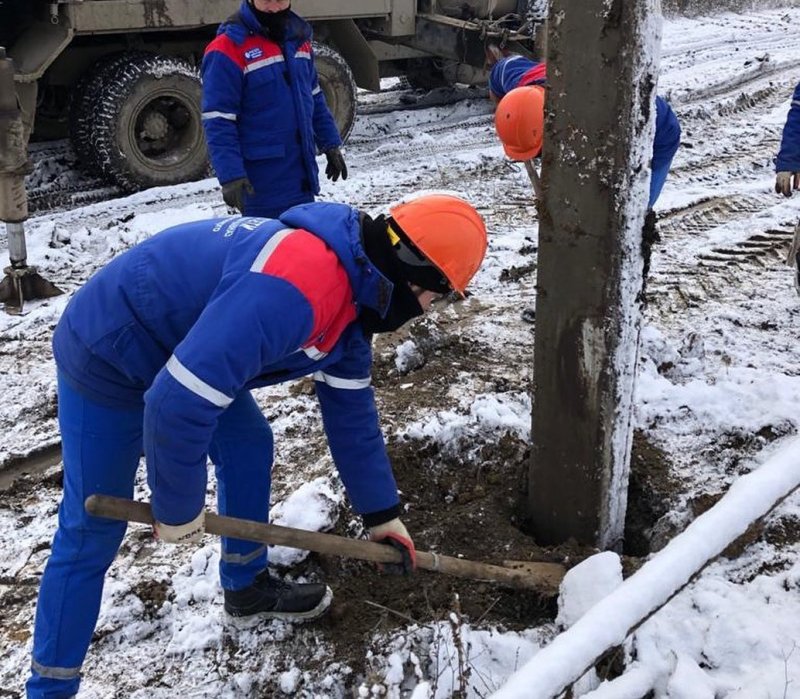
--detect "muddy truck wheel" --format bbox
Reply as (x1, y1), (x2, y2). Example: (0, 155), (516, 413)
(69, 52), (151, 173)
(92, 53), (208, 192)
(313, 42), (357, 143)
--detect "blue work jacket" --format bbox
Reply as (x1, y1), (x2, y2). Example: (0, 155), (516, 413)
(53, 203), (399, 525)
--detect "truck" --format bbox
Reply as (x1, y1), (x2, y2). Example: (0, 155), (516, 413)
(0, 0), (537, 310)
(1, 0), (538, 192)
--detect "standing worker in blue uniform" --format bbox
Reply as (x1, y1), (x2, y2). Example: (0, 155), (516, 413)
(201, 0), (348, 217)
(489, 54), (681, 209)
(775, 80), (800, 295)
(25, 193), (487, 699)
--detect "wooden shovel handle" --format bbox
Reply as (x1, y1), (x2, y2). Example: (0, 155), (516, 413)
(85, 495), (564, 592)
(524, 159), (543, 199)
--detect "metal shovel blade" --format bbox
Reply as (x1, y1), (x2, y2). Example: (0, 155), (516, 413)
(0, 264), (63, 314)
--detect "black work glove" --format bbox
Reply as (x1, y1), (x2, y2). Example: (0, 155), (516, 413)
(324, 148), (348, 182)
(369, 518), (416, 576)
(221, 177), (255, 213)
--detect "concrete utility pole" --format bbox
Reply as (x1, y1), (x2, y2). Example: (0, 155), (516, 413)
(528, 0), (661, 548)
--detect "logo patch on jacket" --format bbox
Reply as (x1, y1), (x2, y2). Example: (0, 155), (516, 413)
(244, 47), (263, 61)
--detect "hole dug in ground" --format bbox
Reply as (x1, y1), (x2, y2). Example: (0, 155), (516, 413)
(289, 430), (678, 681)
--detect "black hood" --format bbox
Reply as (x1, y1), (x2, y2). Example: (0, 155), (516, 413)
(359, 214), (424, 335)
(247, 2), (292, 42)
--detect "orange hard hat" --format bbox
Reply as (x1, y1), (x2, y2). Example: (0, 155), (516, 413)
(494, 85), (545, 161)
(389, 194), (488, 295)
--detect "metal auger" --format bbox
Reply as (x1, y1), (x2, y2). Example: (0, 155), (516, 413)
(0, 46), (62, 314)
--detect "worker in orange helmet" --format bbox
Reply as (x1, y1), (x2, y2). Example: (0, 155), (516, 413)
(495, 85), (546, 162)
(494, 86), (546, 198)
(27, 194), (487, 698)
(493, 74), (681, 208)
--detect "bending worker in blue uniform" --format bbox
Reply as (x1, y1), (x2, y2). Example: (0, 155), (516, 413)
(26, 194), (488, 699)
(775, 80), (800, 295)
(490, 55), (682, 208)
(201, 0), (348, 217)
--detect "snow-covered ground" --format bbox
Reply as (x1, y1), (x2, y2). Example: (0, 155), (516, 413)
(2, 6), (800, 698)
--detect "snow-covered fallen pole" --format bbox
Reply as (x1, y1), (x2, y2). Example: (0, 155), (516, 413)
(491, 436), (800, 699)
(580, 665), (656, 699)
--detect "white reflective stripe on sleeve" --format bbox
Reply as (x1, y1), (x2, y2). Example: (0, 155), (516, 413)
(244, 55), (285, 73)
(296, 51), (311, 60)
(303, 346), (328, 360)
(501, 55), (524, 87)
(202, 111), (237, 121)
(793, 99), (800, 107)
(313, 371), (371, 389)
(312, 86), (322, 95)
(250, 228), (295, 272)
(166, 355), (233, 408)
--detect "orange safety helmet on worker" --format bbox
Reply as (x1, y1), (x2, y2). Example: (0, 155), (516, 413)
(389, 194), (488, 295)
(493, 66), (682, 208)
(494, 86), (546, 162)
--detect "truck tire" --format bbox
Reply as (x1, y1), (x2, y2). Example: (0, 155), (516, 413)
(92, 53), (208, 192)
(313, 42), (357, 143)
(69, 52), (150, 172)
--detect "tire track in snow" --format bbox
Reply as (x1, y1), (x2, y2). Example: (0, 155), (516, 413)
(644, 9), (800, 310)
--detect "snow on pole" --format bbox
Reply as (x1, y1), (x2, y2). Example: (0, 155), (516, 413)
(492, 436), (800, 699)
(579, 664), (657, 699)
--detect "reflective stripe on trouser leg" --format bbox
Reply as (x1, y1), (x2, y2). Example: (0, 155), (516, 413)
(210, 391), (273, 591)
(27, 372), (143, 699)
(30, 659), (81, 681)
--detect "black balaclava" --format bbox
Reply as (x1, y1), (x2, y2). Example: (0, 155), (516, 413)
(249, 1), (291, 42)
(360, 215), (425, 335)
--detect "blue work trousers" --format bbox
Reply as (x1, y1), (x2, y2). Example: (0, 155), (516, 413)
(649, 97), (682, 208)
(242, 192), (314, 218)
(649, 145), (678, 208)
(27, 372), (273, 699)
(239, 146), (316, 219)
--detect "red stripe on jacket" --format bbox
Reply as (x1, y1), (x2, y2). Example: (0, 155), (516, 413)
(519, 63), (548, 86)
(204, 34), (284, 71)
(260, 230), (357, 352)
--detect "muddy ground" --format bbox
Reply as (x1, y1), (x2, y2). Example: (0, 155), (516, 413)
(0, 294), (678, 694)
(2, 246), (797, 697)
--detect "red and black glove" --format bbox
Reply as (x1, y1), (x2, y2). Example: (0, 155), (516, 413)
(368, 517), (416, 575)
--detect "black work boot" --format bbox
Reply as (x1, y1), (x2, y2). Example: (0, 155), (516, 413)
(224, 570), (332, 626)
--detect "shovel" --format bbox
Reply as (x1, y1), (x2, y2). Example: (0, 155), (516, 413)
(523, 159), (543, 200)
(85, 495), (565, 593)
